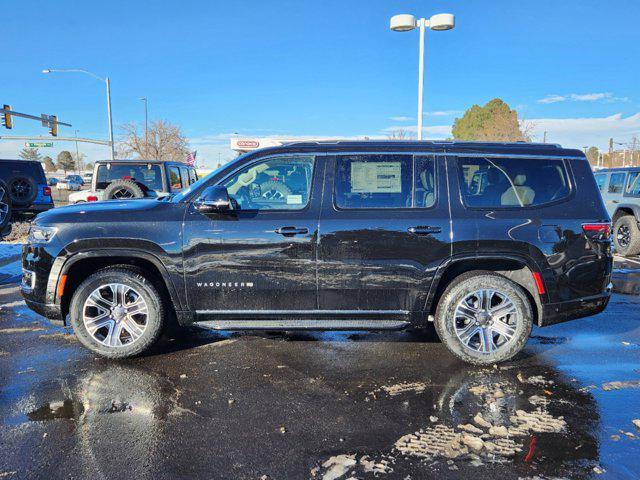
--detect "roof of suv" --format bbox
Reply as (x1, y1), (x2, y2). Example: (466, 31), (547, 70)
(249, 140), (584, 158)
(93, 159), (193, 166)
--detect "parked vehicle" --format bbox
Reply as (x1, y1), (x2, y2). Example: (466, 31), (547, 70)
(56, 178), (82, 191)
(47, 177), (59, 186)
(65, 174), (85, 186)
(0, 159), (54, 218)
(68, 160), (198, 203)
(594, 167), (640, 256)
(83, 172), (93, 183)
(22, 141), (612, 364)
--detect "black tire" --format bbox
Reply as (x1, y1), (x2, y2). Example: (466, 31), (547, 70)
(7, 175), (37, 206)
(0, 179), (12, 233)
(434, 271), (533, 366)
(103, 179), (145, 200)
(69, 266), (166, 358)
(613, 215), (640, 257)
(260, 180), (291, 201)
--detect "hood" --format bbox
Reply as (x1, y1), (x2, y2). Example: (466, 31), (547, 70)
(35, 199), (174, 225)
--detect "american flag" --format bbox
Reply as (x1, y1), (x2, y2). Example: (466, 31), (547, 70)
(185, 150), (197, 166)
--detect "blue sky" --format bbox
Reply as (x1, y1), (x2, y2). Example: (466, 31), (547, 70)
(1, 0), (639, 167)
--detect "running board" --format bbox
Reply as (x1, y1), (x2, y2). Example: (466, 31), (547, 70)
(195, 319), (410, 331)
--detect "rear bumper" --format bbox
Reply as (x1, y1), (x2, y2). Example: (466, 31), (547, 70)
(13, 203), (54, 214)
(539, 286), (611, 327)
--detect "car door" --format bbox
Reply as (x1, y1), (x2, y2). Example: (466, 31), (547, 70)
(183, 153), (323, 316)
(316, 153), (451, 314)
(605, 171), (626, 217)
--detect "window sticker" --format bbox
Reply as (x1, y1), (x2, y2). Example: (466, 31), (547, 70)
(286, 194), (303, 204)
(350, 162), (402, 193)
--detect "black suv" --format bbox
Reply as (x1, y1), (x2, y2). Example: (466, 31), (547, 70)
(21, 141), (612, 365)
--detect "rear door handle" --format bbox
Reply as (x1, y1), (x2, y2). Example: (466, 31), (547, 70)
(275, 226), (309, 237)
(408, 225), (442, 235)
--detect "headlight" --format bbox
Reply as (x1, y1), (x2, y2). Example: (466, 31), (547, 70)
(28, 225), (58, 243)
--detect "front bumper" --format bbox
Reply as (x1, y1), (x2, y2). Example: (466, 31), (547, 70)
(539, 285), (612, 327)
(23, 297), (64, 325)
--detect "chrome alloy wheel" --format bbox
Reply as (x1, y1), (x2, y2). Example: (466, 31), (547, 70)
(82, 283), (149, 347)
(617, 224), (631, 248)
(453, 289), (518, 354)
(0, 186), (8, 224)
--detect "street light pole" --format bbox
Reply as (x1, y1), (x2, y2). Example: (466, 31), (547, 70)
(106, 78), (115, 160)
(42, 68), (115, 160)
(140, 97), (148, 155)
(417, 19), (426, 140)
(390, 13), (455, 141)
(74, 129), (81, 172)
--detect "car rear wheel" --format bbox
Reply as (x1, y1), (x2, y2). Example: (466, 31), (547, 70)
(613, 215), (640, 257)
(103, 179), (145, 200)
(69, 266), (165, 358)
(434, 271), (533, 365)
(7, 175), (37, 206)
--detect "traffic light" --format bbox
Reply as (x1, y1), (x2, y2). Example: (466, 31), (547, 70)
(49, 115), (57, 136)
(1, 104), (12, 129)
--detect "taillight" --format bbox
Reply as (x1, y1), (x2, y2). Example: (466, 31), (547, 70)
(87, 195), (98, 202)
(582, 223), (611, 239)
(43, 186), (52, 196)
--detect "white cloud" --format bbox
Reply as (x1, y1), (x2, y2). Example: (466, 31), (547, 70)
(390, 116), (413, 122)
(537, 92), (628, 104)
(425, 110), (462, 117)
(527, 112), (640, 149)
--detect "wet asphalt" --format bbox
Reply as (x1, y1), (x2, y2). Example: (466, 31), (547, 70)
(1, 284), (639, 480)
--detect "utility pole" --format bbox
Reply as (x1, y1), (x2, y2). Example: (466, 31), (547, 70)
(74, 130), (80, 173)
(140, 97), (148, 156)
(543, 131), (547, 143)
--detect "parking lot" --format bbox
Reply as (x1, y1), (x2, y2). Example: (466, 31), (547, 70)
(1, 270), (639, 479)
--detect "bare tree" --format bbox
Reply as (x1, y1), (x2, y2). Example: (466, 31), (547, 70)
(19, 148), (42, 161)
(118, 120), (190, 161)
(387, 129), (415, 140)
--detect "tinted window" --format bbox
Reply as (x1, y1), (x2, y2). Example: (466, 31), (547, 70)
(335, 155), (435, 209)
(169, 166), (183, 191)
(180, 167), (190, 189)
(626, 172), (640, 196)
(458, 157), (570, 208)
(594, 173), (606, 192)
(608, 173), (625, 194)
(96, 164), (162, 190)
(0, 160), (47, 183)
(222, 155), (315, 210)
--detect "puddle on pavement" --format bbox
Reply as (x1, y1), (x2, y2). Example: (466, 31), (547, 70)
(27, 399), (85, 421)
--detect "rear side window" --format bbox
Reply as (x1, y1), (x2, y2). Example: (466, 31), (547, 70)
(189, 168), (198, 185)
(594, 174), (606, 192)
(334, 155), (435, 209)
(626, 172), (640, 196)
(458, 156), (571, 208)
(169, 166), (183, 191)
(608, 173), (625, 194)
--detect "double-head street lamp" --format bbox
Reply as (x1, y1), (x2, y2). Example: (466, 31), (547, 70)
(390, 13), (455, 140)
(42, 68), (115, 160)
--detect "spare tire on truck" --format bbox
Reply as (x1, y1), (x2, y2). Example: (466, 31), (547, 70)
(0, 179), (13, 234)
(7, 175), (37, 206)
(103, 179), (145, 200)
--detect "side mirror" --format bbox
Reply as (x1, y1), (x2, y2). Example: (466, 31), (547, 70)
(194, 185), (234, 213)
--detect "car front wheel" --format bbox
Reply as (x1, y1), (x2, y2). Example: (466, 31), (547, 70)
(69, 266), (166, 358)
(434, 271), (533, 365)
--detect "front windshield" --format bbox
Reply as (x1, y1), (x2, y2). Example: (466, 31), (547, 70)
(171, 154), (249, 202)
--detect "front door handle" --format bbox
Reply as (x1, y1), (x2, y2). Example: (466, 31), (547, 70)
(275, 226), (309, 237)
(408, 225), (442, 235)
